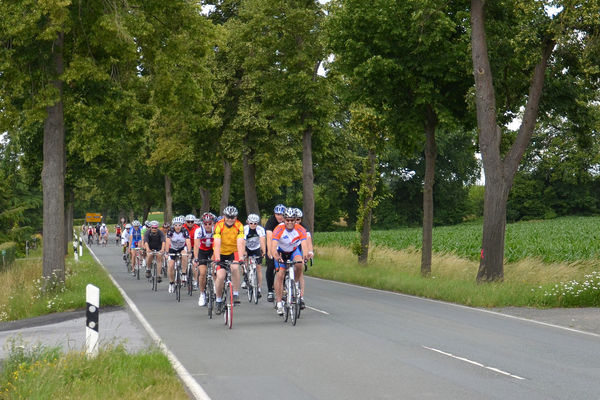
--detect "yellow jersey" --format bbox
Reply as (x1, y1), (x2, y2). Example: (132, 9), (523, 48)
(214, 219), (244, 255)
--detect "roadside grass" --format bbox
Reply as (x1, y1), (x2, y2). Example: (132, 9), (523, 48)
(310, 245), (600, 308)
(0, 340), (188, 399)
(0, 249), (123, 322)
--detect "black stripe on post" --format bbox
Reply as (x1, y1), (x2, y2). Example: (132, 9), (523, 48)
(86, 302), (99, 332)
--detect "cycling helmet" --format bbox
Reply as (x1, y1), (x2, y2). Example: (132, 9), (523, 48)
(145, 220), (150, 227)
(283, 208), (296, 219)
(202, 212), (216, 223)
(172, 216), (184, 225)
(195, 218), (201, 225)
(150, 220), (159, 227)
(294, 208), (303, 218)
(132, 220), (141, 227)
(223, 206), (238, 218)
(163, 222), (170, 228)
(125, 223), (132, 229)
(185, 214), (196, 222)
(273, 204), (286, 214)
(247, 213), (260, 224)
(102, 223), (106, 227)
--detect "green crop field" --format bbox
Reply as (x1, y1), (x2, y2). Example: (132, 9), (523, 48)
(314, 216), (600, 264)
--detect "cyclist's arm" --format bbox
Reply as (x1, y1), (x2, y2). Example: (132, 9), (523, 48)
(213, 237), (221, 261)
(266, 230), (273, 258)
(185, 238), (191, 253)
(260, 236), (266, 257)
(237, 237), (245, 260)
(270, 239), (280, 260)
(165, 237), (171, 251)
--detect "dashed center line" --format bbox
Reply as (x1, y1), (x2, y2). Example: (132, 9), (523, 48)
(306, 306), (330, 315)
(422, 346), (526, 380)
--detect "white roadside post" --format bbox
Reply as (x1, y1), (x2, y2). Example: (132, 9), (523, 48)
(73, 231), (79, 262)
(86, 284), (100, 357)
(79, 235), (83, 257)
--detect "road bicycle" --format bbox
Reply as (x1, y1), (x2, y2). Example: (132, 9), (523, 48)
(115, 234), (120, 246)
(198, 259), (216, 319)
(280, 259), (303, 326)
(186, 257), (194, 297)
(172, 253), (184, 302)
(215, 260), (238, 329)
(87, 234), (93, 246)
(245, 255), (261, 304)
(147, 250), (162, 292)
(100, 234), (108, 247)
(133, 247), (145, 280)
(124, 249), (131, 273)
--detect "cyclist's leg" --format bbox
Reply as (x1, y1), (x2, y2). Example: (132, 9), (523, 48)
(274, 261), (285, 303)
(198, 264), (207, 292)
(266, 256), (275, 294)
(181, 251), (188, 275)
(167, 252), (175, 282)
(215, 268), (226, 299)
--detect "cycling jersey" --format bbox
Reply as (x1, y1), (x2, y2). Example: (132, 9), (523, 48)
(144, 229), (165, 251)
(244, 225), (265, 251)
(214, 219), (244, 255)
(100, 227), (107, 235)
(194, 224), (214, 251)
(272, 223), (307, 253)
(129, 227), (143, 248)
(184, 223), (198, 249)
(167, 228), (189, 251)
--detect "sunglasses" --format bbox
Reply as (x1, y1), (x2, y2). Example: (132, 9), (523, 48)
(284, 219), (295, 223)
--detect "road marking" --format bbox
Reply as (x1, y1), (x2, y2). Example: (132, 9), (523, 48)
(306, 306), (330, 315)
(422, 346), (526, 380)
(307, 276), (600, 338)
(88, 245), (212, 400)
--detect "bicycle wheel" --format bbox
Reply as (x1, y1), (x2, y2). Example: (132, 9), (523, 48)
(175, 267), (181, 302)
(187, 268), (193, 296)
(136, 260), (140, 280)
(247, 269), (254, 303)
(226, 282), (233, 329)
(207, 280), (214, 319)
(290, 278), (297, 326)
(252, 270), (259, 305)
(152, 260), (158, 291)
(295, 281), (301, 319)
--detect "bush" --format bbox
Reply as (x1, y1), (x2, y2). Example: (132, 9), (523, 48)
(0, 241), (17, 271)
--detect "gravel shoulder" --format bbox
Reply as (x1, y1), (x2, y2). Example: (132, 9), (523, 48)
(491, 307), (600, 335)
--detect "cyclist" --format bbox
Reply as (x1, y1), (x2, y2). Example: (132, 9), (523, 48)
(242, 213), (266, 298)
(129, 220), (144, 275)
(271, 208), (307, 315)
(161, 222), (170, 236)
(293, 208), (313, 309)
(166, 216), (191, 294)
(95, 222), (101, 243)
(264, 204), (286, 302)
(115, 224), (122, 244)
(121, 223), (131, 259)
(99, 223), (108, 245)
(87, 225), (94, 244)
(140, 220), (149, 247)
(143, 220), (166, 280)
(193, 212), (216, 307)
(213, 205), (245, 314)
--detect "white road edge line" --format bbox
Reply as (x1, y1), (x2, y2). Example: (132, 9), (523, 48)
(306, 306), (330, 315)
(307, 276), (600, 338)
(87, 246), (211, 400)
(422, 346), (526, 380)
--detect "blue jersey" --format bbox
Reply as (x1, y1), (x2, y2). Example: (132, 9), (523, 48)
(129, 227), (142, 248)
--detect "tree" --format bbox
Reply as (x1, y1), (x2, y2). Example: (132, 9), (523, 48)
(470, 0), (600, 281)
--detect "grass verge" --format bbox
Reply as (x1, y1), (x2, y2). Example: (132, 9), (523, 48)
(0, 249), (123, 322)
(309, 246), (600, 308)
(0, 340), (189, 399)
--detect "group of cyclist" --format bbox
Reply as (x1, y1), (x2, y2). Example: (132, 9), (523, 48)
(82, 222), (109, 245)
(116, 204), (314, 317)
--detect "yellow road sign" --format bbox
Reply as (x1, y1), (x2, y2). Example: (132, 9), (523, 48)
(86, 213), (102, 223)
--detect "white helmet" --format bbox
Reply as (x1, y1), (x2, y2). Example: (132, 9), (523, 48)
(283, 208), (295, 219)
(185, 214), (196, 222)
(132, 220), (141, 227)
(172, 216), (184, 225)
(247, 214), (260, 224)
(125, 223), (132, 229)
(223, 206), (238, 218)
(294, 208), (303, 218)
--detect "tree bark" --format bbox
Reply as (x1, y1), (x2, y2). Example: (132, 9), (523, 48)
(421, 106), (437, 276)
(65, 190), (74, 256)
(302, 127), (315, 233)
(242, 146), (260, 216)
(358, 148), (377, 264)
(164, 174), (173, 224)
(42, 32), (65, 282)
(471, 0), (555, 282)
(220, 159), (232, 214)
(199, 186), (211, 214)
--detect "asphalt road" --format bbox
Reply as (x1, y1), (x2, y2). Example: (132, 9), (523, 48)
(90, 242), (600, 400)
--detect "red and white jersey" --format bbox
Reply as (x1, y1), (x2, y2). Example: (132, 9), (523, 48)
(183, 223), (198, 249)
(194, 225), (215, 251)
(272, 223), (307, 252)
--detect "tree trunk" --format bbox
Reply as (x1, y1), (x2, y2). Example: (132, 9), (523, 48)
(302, 127), (315, 233)
(421, 106), (437, 276)
(164, 174), (173, 224)
(65, 190), (74, 256)
(128, 210), (134, 223)
(220, 159), (232, 214)
(199, 186), (210, 214)
(358, 148), (376, 264)
(42, 32), (65, 283)
(243, 147), (259, 216)
(471, 0), (555, 282)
